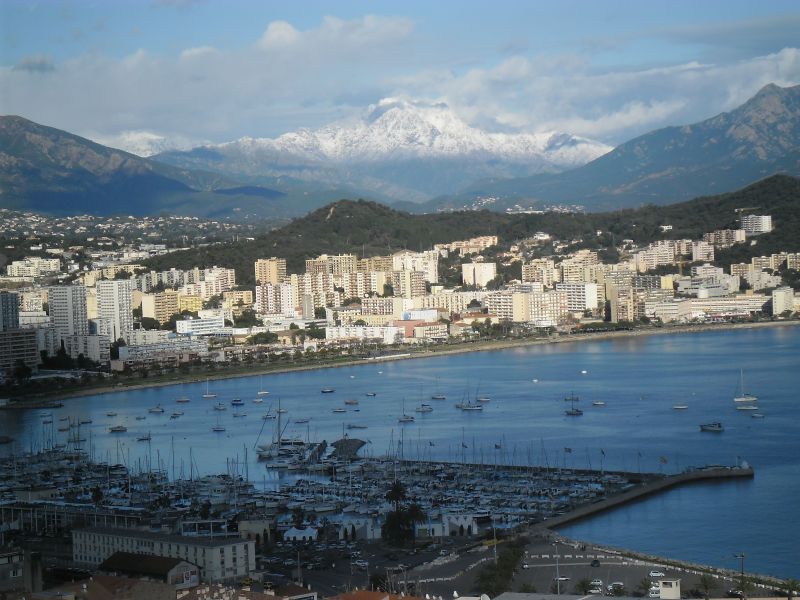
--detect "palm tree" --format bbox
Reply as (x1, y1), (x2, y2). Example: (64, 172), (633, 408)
(385, 480), (406, 512)
(698, 574), (717, 600)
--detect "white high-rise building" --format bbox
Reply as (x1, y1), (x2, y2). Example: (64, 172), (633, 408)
(741, 215), (773, 235)
(48, 285), (89, 337)
(96, 279), (134, 342)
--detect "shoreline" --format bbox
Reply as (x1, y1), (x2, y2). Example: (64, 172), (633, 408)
(8, 319), (798, 404)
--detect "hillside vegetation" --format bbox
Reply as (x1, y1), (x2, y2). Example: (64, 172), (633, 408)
(143, 175), (800, 285)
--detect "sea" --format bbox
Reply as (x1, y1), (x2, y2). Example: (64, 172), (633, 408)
(1, 324), (798, 579)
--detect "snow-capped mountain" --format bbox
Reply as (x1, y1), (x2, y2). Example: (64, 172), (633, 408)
(154, 99), (612, 201)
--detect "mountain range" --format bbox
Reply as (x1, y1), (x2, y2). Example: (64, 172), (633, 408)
(1, 83), (798, 219)
(153, 98), (611, 202)
(422, 83), (800, 213)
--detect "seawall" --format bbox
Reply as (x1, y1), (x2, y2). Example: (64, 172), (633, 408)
(544, 465), (754, 529)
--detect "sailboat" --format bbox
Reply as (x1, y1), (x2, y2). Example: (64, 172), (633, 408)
(212, 414), (225, 432)
(734, 369), (757, 403)
(257, 376), (270, 396)
(398, 399), (415, 423)
(202, 379), (216, 399)
(565, 393), (583, 416)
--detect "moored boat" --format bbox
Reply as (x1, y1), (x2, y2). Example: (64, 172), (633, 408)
(700, 422), (724, 432)
(109, 425), (127, 433)
(672, 404), (689, 410)
(321, 388), (335, 394)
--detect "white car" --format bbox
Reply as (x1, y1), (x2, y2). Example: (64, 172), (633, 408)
(589, 589), (603, 595)
(649, 570), (666, 578)
(554, 576), (570, 582)
(649, 591), (660, 598)
(591, 579), (603, 587)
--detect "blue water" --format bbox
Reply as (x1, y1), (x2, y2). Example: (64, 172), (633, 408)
(1, 326), (798, 578)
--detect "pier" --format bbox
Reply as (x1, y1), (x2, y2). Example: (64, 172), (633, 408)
(543, 464), (754, 529)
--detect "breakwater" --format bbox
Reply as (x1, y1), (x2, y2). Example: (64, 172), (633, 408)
(545, 465), (754, 528)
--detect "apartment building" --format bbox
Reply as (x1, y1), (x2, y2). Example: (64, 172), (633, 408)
(461, 262), (497, 288)
(741, 214), (773, 235)
(254, 258), (287, 285)
(48, 285), (89, 337)
(522, 259), (560, 287)
(0, 291), (19, 332)
(72, 527), (255, 584)
(96, 279), (134, 342)
(392, 250), (439, 283)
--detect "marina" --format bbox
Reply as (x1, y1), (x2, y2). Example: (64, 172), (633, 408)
(1, 325), (799, 578)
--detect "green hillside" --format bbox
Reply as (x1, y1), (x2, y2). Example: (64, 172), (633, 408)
(143, 175), (800, 285)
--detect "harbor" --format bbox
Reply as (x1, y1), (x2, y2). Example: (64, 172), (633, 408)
(1, 325), (798, 579)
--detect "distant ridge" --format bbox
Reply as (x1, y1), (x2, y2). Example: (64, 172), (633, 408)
(425, 83), (800, 213)
(0, 115), (354, 219)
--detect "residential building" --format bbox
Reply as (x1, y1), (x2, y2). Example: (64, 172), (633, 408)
(0, 548), (42, 598)
(0, 328), (39, 377)
(392, 270), (427, 299)
(176, 315), (226, 336)
(305, 254), (357, 276)
(556, 282), (599, 313)
(254, 258), (287, 285)
(392, 250), (439, 283)
(461, 262), (497, 288)
(773, 287), (796, 315)
(703, 229), (746, 248)
(62, 334), (111, 364)
(72, 527), (255, 584)
(48, 285), (88, 337)
(99, 551), (199, 590)
(6, 257), (61, 278)
(96, 279), (134, 342)
(325, 325), (403, 345)
(522, 259), (560, 287)
(141, 289), (180, 325)
(741, 214), (773, 235)
(0, 291), (20, 331)
(178, 294), (204, 314)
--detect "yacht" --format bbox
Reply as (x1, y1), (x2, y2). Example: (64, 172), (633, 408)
(332, 408), (346, 413)
(109, 425), (127, 433)
(736, 404), (759, 411)
(257, 377), (270, 396)
(344, 399), (359, 405)
(415, 403), (434, 413)
(672, 404), (689, 410)
(135, 415), (146, 421)
(751, 413), (765, 419)
(214, 403), (227, 411)
(365, 392), (377, 397)
(79, 419), (93, 424)
(170, 411), (183, 419)
(252, 398), (264, 403)
(294, 418), (310, 424)
(347, 423), (368, 429)
(592, 401), (606, 407)
(477, 396), (491, 403)
(212, 424), (226, 432)
(176, 397), (191, 404)
(398, 414), (415, 423)
(456, 402), (484, 411)
(148, 405), (165, 414)
(700, 422), (724, 432)
(231, 398), (245, 406)
(321, 388), (335, 394)
(137, 433), (151, 442)
(106, 411), (117, 417)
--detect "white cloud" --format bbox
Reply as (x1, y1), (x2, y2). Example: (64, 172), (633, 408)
(0, 12), (797, 149)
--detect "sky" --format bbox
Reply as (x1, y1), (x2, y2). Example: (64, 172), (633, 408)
(1, 0), (799, 153)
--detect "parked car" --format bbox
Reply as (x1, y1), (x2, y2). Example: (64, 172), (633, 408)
(591, 579), (603, 587)
(591, 559), (601, 567)
(649, 591), (660, 598)
(522, 563), (530, 569)
(589, 589), (603, 595)
(554, 576), (570, 582)
(649, 570), (666, 578)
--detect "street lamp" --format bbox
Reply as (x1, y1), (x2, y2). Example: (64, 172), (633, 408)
(734, 553), (745, 598)
(553, 542), (560, 595)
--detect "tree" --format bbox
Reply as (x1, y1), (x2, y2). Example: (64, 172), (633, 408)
(574, 579), (593, 595)
(385, 480), (406, 512)
(314, 307), (327, 319)
(637, 578), (653, 597)
(140, 316), (160, 330)
(12, 359), (32, 383)
(91, 486), (103, 505)
(783, 579), (800, 600)
(697, 574), (717, 600)
(383, 283), (394, 297)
